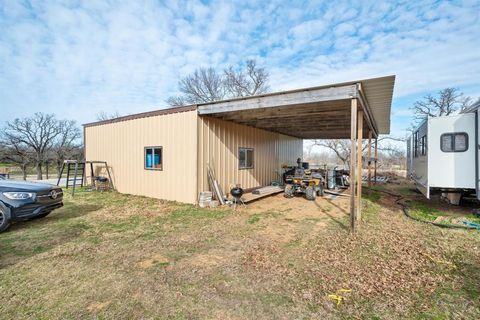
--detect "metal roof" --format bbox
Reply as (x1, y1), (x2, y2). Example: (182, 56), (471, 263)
(461, 99), (480, 114)
(83, 105), (197, 127)
(83, 75), (395, 137)
(198, 75), (396, 138)
(356, 75), (395, 134)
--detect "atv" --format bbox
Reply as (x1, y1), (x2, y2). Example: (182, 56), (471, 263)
(284, 159), (324, 201)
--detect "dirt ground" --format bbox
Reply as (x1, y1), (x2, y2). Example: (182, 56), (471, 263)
(1, 180), (479, 319)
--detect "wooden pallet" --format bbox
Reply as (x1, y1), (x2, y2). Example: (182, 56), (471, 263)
(242, 186), (285, 203)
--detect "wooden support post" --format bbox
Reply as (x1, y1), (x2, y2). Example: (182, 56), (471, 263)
(356, 111), (363, 221)
(57, 162), (65, 187)
(105, 162), (114, 190)
(374, 138), (378, 184)
(65, 163), (70, 189)
(90, 162), (95, 188)
(349, 99), (358, 233)
(72, 162), (78, 196)
(367, 131), (372, 187)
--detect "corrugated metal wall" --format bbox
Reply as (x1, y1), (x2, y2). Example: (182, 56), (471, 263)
(197, 116), (303, 196)
(85, 110), (198, 203)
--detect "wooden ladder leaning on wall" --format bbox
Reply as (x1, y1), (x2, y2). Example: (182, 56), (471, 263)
(57, 160), (114, 196)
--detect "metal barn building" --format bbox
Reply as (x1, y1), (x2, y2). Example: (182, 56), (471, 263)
(84, 106), (302, 204)
(84, 76), (395, 231)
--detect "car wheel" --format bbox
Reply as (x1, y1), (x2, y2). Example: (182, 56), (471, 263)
(284, 184), (294, 198)
(305, 186), (316, 201)
(0, 207), (11, 233)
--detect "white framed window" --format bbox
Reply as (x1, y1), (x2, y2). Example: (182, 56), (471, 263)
(440, 133), (468, 152)
(239, 147), (254, 169)
(145, 146), (163, 170)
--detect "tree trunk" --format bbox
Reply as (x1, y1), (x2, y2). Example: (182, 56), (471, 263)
(57, 161), (63, 178)
(36, 162), (43, 180)
(21, 165), (27, 181)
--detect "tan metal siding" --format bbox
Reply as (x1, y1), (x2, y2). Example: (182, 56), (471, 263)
(197, 116), (303, 196)
(85, 110), (198, 203)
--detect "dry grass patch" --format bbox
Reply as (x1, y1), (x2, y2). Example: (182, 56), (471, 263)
(1, 183), (479, 319)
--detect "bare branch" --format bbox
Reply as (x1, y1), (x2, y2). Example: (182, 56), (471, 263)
(96, 111), (122, 121)
(167, 60), (269, 106)
(410, 88), (475, 127)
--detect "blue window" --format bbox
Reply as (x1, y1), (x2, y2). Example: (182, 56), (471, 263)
(145, 147), (162, 170)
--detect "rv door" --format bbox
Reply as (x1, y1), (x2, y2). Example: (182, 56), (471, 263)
(477, 109), (480, 200)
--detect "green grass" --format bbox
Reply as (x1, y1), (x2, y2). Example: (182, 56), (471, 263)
(409, 201), (443, 221)
(407, 201), (480, 227)
(247, 210), (282, 224)
(363, 190), (381, 202)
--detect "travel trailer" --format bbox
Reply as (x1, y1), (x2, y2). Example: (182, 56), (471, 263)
(407, 102), (480, 204)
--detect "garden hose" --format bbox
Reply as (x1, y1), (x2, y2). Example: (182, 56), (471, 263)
(363, 187), (479, 230)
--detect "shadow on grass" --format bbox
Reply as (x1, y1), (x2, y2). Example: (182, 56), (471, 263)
(0, 202), (102, 268)
(9, 203), (103, 229)
(314, 199), (348, 231)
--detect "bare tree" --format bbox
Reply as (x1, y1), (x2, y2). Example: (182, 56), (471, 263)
(167, 67), (226, 106)
(224, 60), (269, 97)
(411, 88), (473, 121)
(3, 113), (62, 180)
(0, 139), (33, 180)
(312, 140), (352, 167)
(167, 60), (269, 106)
(311, 136), (406, 168)
(50, 119), (82, 177)
(96, 111), (122, 121)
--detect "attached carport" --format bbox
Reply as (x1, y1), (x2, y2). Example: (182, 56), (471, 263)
(197, 75), (396, 232)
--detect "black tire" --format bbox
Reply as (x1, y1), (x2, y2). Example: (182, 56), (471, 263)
(305, 186), (316, 201)
(0, 206), (11, 233)
(284, 185), (294, 198)
(317, 184), (324, 197)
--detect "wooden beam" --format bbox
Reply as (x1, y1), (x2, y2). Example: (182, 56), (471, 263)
(350, 99), (358, 233)
(356, 110), (364, 222)
(357, 84), (379, 137)
(368, 130), (372, 187)
(219, 104), (351, 121)
(198, 85), (358, 114)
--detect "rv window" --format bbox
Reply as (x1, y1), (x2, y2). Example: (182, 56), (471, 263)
(454, 134), (467, 151)
(420, 135), (427, 156)
(145, 147), (163, 170)
(441, 135), (453, 152)
(413, 132), (419, 157)
(239, 148), (254, 169)
(440, 133), (468, 152)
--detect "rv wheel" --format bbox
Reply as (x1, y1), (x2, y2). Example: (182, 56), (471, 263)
(305, 186), (316, 201)
(284, 185), (294, 198)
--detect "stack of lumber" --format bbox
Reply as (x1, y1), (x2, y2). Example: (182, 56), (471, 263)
(207, 164), (225, 205)
(252, 186), (283, 194)
(361, 176), (388, 183)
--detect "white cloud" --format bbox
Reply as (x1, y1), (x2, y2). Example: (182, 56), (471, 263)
(0, 0), (479, 134)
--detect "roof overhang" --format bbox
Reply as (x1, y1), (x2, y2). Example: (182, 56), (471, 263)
(198, 75), (395, 139)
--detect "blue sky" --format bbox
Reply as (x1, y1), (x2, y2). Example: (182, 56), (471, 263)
(1, 0), (479, 139)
